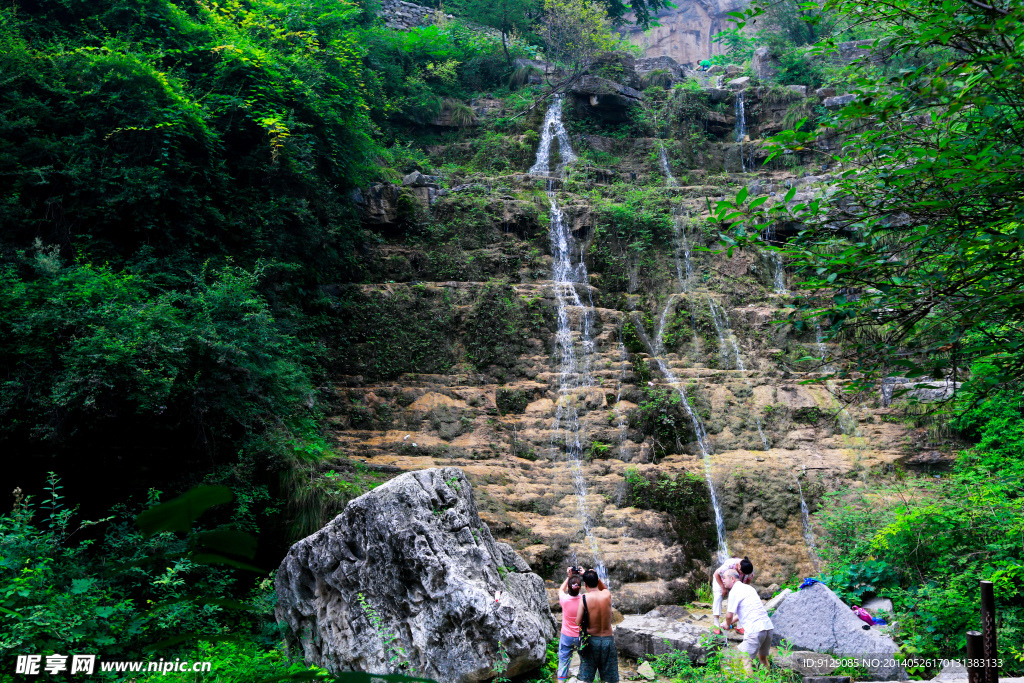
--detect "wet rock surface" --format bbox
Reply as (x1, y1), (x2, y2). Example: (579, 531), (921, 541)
(275, 467), (556, 682)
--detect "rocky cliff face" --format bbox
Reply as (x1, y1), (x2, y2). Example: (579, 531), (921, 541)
(620, 0), (750, 66)
(318, 68), (932, 618)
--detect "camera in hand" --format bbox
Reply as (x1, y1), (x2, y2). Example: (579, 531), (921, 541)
(569, 566), (583, 575)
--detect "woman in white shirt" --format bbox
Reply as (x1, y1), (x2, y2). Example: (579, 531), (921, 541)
(711, 556), (753, 635)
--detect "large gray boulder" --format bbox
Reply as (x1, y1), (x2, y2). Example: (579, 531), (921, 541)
(614, 615), (714, 662)
(275, 467), (556, 682)
(771, 583), (906, 680)
(751, 47), (781, 81)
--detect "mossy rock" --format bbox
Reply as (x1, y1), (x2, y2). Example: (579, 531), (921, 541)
(496, 387), (529, 414)
(428, 405), (465, 440)
(792, 407), (824, 424)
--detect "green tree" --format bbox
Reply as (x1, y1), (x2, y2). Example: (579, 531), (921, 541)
(716, 0), (1024, 399)
(455, 0), (539, 63)
(539, 0), (618, 87)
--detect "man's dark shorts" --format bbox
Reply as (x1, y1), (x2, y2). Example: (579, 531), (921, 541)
(578, 635), (619, 683)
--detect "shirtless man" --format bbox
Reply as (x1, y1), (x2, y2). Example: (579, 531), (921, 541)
(575, 569), (618, 683)
(712, 556), (754, 635)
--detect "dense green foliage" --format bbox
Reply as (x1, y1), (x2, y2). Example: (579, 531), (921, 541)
(0, 478), (293, 676)
(720, 0), (1024, 397)
(0, 249), (314, 468)
(813, 366), (1024, 673)
(623, 466), (715, 568)
(0, 0), (377, 272)
(640, 639), (800, 683)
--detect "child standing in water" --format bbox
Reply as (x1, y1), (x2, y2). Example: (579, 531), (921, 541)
(711, 556), (754, 635)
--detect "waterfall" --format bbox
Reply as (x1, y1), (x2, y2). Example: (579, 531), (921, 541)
(530, 100), (605, 575)
(707, 297), (733, 370)
(734, 91), (748, 172)
(658, 144), (677, 187)
(813, 319), (834, 374)
(762, 225), (787, 294)
(654, 294), (677, 355)
(673, 215), (694, 291)
(529, 97), (576, 176)
(712, 296), (770, 448)
(613, 338), (631, 460)
(795, 470), (820, 571)
(642, 313), (729, 562)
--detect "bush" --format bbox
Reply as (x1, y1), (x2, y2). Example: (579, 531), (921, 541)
(0, 249), (317, 477)
(815, 376), (1024, 675)
(0, 477), (294, 671)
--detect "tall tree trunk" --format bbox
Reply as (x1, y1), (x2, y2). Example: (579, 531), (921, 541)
(502, 29), (511, 64)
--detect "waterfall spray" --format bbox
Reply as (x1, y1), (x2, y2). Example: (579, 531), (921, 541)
(659, 144), (678, 187)
(795, 469), (820, 571)
(735, 91), (748, 173)
(708, 297), (769, 449)
(531, 98), (604, 575)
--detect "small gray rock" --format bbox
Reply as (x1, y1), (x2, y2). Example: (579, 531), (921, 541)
(637, 661), (657, 680)
(862, 597), (893, 614)
(727, 76), (751, 89)
(402, 170), (428, 186)
(765, 588), (792, 611)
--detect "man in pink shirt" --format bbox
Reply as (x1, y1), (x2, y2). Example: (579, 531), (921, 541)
(557, 568), (584, 682)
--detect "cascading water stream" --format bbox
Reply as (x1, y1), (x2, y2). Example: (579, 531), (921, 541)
(735, 91), (748, 173)
(673, 214), (694, 292)
(630, 313), (729, 562)
(795, 469), (819, 571)
(761, 225), (787, 294)
(658, 144), (678, 187)
(708, 298), (769, 449)
(531, 97), (604, 575)
(529, 97), (576, 176)
(612, 337), (631, 460)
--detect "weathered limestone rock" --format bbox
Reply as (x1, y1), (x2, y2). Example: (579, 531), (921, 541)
(275, 467), (557, 682)
(771, 583), (906, 680)
(621, 0), (749, 66)
(353, 183), (402, 224)
(881, 377), (961, 406)
(861, 597), (893, 615)
(764, 588), (792, 611)
(571, 76), (644, 104)
(727, 76), (752, 89)
(614, 615), (713, 662)
(751, 46), (780, 81)
(822, 94), (856, 109)
(379, 0), (450, 30)
(636, 55), (685, 81)
(644, 604), (692, 620)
